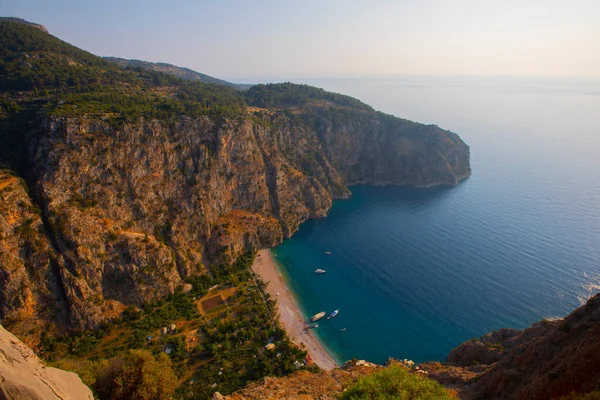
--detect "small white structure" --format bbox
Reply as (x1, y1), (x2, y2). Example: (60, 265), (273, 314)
(265, 343), (276, 351)
(170, 323), (176, 332)
(161, 327), (168, 335)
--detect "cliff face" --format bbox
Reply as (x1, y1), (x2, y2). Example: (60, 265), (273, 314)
(1, 108), (468, 335)
(0, 107), (469, 336)
(306, 107), (471, 187)
(0, 171), (65, 341)
(0, 324), (93, 400)
(421, 293), (600, 400)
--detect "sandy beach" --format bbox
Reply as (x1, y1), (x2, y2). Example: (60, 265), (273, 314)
(252, 249), (338, 370)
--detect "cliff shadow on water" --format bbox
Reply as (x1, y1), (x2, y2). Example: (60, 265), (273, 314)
(347, 182), (466, 210)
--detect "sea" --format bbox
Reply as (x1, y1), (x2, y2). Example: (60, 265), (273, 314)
(263, 76), (600, 365)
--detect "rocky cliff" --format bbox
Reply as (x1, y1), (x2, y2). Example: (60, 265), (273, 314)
(0, 171), (64, 342)
(421, 293), (600, 400)
(0, 19), (470, 339)
(0, 324), (93, 399)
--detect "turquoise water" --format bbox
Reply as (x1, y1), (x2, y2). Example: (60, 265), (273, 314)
(271, 76), (600, 365)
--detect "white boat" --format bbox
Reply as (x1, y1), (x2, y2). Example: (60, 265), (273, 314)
(311, 311), (326, 322)
(307, 323), (319, 329)
(325, 251), (332, 255)
(314, 269), (326, 274)
(340, 328), (346, 332)
(327, 309), (339, 319)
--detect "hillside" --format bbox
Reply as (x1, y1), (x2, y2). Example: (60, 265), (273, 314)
(103, 56), (252, 90)
(0, 16), (48, 32)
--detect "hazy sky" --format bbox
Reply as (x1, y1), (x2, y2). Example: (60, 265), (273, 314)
(2, 0), (599, 80)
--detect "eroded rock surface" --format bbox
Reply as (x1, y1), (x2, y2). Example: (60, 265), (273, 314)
(1, 107), (470, 338)
(0, 324), (93, 400)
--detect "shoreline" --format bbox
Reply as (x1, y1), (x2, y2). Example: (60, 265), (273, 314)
(251, 249), (339, 370)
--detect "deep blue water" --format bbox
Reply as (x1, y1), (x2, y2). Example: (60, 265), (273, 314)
(270, 76), (600, 365)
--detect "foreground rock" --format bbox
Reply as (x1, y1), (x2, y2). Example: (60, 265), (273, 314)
(0, 324), (93, 399)
(421, 293), (600, 399)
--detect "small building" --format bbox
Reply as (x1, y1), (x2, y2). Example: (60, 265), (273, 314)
(161, 327), (168, 335)
(169, 323), (176, 332)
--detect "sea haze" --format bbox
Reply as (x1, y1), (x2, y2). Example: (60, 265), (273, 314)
(271, 76), (600, 364)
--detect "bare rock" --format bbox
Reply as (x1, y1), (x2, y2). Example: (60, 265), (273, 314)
(3, 105), (470, 337)
(0, 324), (93, 399)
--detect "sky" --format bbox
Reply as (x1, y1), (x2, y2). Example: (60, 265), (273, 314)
(1, 0), (599, 81)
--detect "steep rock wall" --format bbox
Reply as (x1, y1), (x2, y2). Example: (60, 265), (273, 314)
(1, 107), (470, 336)
(0, 324), (93, 399)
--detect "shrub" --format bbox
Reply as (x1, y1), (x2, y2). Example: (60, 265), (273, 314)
(485, 342), (504, 351)
(94, 350), (177, 400)
(557, 391), (600, 400)
(340, 365), (456, 400)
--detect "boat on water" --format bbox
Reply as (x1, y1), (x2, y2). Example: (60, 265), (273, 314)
(311, 311), (326, 322)
(307, 323), (318, 329)
(327, 309), (339, 319)
(314, 269), (326, 274)
(325, 251), (332, 255)
(340, 328), (346, 332)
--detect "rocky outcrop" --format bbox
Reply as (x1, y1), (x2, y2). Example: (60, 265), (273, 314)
(0, 324), (93, 399)
(214, 360), (380, 400)
(0, 171), (65, 342)
(422, 293), (600, 400)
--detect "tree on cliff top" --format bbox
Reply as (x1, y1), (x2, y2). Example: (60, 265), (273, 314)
(341, 364), (456, 400)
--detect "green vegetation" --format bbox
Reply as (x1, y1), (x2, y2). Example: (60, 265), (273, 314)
(94, 350), (178, 400)
(484, 341), (504, 351)
(340, 365), (456, 400)
(103, 57), (252, 90)
(42, 252), (309, 399)
(557, 391), (600, 400)
(245, 82), (373, 111)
